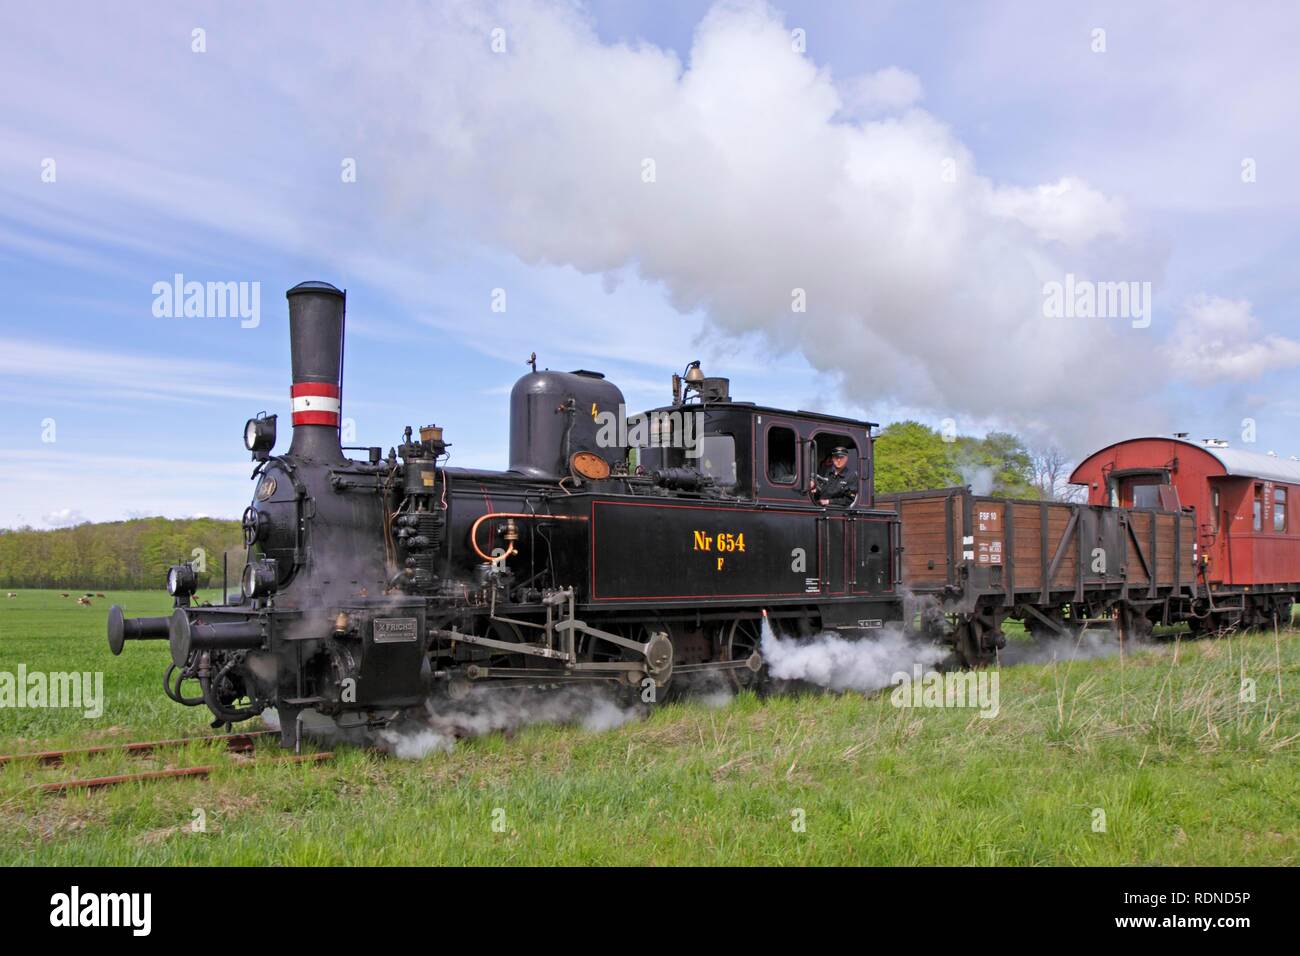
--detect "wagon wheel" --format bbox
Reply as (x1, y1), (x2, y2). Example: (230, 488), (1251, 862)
(1274, 598), (1294, 630)
(1118, 604), (1154, 643)
(954, 618), (998, 668)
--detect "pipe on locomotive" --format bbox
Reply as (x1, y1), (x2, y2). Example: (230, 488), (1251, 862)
(469, 512), (589, 564)
(286, 280), (347, 465)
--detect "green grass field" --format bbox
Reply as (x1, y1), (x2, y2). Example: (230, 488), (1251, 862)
(1, 589), (1296, 865)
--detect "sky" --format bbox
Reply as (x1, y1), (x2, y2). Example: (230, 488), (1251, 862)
(1, 0), (1298, 528)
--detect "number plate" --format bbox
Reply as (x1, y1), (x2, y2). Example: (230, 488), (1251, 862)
(373, 617), (419, 644)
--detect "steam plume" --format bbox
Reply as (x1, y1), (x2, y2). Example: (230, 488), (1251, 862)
(760, 619), (947, 692)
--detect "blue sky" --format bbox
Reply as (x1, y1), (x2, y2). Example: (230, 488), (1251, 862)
(2, 0), (1298, 528)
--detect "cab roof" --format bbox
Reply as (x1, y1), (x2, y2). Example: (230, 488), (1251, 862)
(637, 401), (877, 431)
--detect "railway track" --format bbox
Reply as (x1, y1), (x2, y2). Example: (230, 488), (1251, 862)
(0, 731), (333, 795)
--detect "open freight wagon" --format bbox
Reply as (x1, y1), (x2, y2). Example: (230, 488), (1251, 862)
(876, 487), (1199, 664)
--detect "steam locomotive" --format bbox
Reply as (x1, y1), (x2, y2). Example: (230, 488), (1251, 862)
(108, 281), (902, 746)
(108, 281), (1298, 747)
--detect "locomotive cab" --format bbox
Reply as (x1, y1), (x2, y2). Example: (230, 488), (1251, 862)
(633, 394), (874, 509)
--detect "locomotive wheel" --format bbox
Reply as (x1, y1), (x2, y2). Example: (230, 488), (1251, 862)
(578, 622), (670, 696)
(722, 617), (766, 690)
(484, 619), (528, 671)
(577, 621), (649, 664)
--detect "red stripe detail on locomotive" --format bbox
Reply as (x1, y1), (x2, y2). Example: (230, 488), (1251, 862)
(292, 410), (340, 426)
(290, 382), (341, 398)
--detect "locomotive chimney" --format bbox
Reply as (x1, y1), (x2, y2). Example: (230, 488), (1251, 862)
(286, 281), (347, 464)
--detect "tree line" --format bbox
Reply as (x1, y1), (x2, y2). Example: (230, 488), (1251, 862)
(873, 421), (1081, 501)
(0, 517), (246, 591)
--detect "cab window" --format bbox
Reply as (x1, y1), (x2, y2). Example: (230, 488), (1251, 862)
(700, 434), (737, 490)
(767, 426), (797, 485)
(812, 432), (856, 472)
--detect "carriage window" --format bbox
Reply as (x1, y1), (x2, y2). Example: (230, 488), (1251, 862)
(1132, 484), (1161, 509)
(767, 426), (797, 484)
(700, 434), (737, 489)
(1211, 488), (1220, 533)
(1275, 488), (1288, 532)
(1254, 486), (1264, 531)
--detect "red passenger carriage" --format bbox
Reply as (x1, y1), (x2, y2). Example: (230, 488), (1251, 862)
(1071, 436), (1300, 629)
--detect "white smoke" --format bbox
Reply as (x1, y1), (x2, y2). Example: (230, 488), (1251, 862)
(694, 687), (736, 709)
(958, 464), (996, 496)
(315, 0), (1161, 444)
(376, 685), (644, 758)
(380, 727), (455, 760)
(760, 619), (947, 693)
(999, 624), (1144, 665)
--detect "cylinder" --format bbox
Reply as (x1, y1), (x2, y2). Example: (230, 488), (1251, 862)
(286, 281), (347, 464)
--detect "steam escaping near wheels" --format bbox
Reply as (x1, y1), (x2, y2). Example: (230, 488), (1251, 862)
(758, 619), (948, 693)
(374, 686), (648, 759)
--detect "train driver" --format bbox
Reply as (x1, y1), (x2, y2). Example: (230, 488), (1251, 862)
(810, 447), (858, 507)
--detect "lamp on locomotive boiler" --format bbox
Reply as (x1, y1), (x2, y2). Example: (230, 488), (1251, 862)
(243, 412), (277, 460)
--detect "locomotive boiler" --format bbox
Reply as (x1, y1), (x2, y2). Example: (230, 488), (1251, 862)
(108, 281), (902, 746)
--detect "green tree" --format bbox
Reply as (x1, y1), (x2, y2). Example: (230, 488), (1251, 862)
(874, 421), (1039, 498)
(873, 421), (964, 494)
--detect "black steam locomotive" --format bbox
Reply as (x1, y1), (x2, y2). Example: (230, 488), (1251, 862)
(109, 281), (901, 746)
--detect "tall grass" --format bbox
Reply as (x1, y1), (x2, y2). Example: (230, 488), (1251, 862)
(1, 590), (1295, 865)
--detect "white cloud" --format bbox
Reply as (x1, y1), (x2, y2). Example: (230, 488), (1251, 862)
(990, 177), (1127, 246)
(839, 66), (924, 116)
(0, 337), (280, 406)
(1163, 295), (1300, 382)
(325, 0), (1151, 442)
(40, 507), (85, 528)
